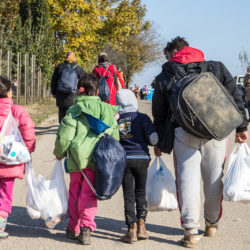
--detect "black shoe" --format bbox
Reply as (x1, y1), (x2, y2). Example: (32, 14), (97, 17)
(78, 227), (91, 245)
(66, 228), (79, 240)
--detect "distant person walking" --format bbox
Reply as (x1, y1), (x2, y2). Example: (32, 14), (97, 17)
(142, 84), (148, 100)
(244, 66), (250, 120)
(51, 52), (85, 123)
(93, 53), (125, 105)
(133, 84), (139, 99)
(118, 68), (126, 86)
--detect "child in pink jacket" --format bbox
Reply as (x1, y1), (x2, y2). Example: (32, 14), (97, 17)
(0, 76), (36, 240)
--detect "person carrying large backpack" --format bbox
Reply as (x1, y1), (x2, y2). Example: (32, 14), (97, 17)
(93, 53), (125, 105)
(152, 36), (248, 248)
(51, 52), (85, 123)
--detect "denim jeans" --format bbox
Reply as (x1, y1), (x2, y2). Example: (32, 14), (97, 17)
(122, 159), (150, 225)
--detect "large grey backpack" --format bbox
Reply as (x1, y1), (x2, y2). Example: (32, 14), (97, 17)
(169, 69), (243, 140)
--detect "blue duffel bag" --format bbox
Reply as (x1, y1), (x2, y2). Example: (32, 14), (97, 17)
(80, 114), (127, 200)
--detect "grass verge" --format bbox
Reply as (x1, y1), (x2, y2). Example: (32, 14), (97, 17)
(25, 98), (58, 126)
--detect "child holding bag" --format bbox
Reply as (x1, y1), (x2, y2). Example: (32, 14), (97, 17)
(53, 73), (119, 245)
(0, 76), (36, 240)
(115, 89), (158, 243)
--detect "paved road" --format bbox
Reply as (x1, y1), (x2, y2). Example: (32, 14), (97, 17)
(2, 100), (250, 250)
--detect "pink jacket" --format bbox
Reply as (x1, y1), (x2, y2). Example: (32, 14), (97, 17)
(0, 98), (36, 179)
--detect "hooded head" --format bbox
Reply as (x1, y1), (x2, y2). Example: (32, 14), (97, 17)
(115, 89), (138, 114)
(65, 51), (76, 63)
(247, 66), (250, 73)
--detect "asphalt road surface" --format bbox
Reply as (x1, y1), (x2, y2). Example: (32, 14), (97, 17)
(2, 100), (250, 250)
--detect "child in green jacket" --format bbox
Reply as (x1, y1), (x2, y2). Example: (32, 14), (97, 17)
(53, 73), (119, 245)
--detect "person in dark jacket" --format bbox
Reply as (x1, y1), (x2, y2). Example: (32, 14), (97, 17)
(152, 37), (248, 248)
(51, 52), (85, 123)
(115, 89), (158, 244)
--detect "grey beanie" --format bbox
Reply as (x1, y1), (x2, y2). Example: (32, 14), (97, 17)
(115, 89), (138, 114)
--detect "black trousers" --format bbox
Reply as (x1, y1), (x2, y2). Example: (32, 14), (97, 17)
(58, 107), (68, 123)
(122, 159), (150, 225)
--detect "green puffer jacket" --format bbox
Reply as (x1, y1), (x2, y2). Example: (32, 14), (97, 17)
(53, 95), (120, 172)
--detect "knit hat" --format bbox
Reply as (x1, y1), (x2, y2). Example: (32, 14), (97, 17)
(65, 52), (76, 63)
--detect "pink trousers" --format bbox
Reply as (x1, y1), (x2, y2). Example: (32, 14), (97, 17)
(0, 178), (15, 218)
(68, 168), (97, 234)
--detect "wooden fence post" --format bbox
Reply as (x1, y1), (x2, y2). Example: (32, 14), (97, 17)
(37, 68), (41, 101)
(24, 54), (29, 105)
(0, 49), (2, 76)
(17, 53), (21, 104)
(7, 50), (12, 81)
(31, 55), (35, 103)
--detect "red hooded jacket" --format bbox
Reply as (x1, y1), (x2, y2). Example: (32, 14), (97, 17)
(170, 47), (205, 64)
(93, 64), (125, 105)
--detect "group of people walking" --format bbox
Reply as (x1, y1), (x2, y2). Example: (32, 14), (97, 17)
(0, 36), (248, 249)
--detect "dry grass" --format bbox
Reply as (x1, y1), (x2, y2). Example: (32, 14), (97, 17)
(25, 98), (58, 125)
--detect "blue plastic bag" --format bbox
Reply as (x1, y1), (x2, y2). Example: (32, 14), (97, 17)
(93, 133), (127, 200)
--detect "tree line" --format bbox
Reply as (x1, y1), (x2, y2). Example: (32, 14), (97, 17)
(0, 0), (162, 86)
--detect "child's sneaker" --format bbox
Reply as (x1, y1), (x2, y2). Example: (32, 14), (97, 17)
(78, 227), (91, 245)
(181, 229), (203, 248)
(204, 221), (218, 237)
(0, 216), (8, 240)
(66, 227), (79, 240)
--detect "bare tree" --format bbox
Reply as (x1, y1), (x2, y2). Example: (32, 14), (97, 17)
(239, 49), (250, 73)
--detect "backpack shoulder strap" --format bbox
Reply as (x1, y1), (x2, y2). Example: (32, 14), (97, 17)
(96, 66), (109, 77)
(106, 65), (115, 78)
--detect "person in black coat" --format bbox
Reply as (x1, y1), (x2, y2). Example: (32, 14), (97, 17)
(51, 52), (85, 122)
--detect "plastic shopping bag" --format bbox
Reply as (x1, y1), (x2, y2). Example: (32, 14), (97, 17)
(146, 157), (178, 211)
(0, 111), (30, 165)
(223, 143), (250, 203)
(25, 160), (68, 228)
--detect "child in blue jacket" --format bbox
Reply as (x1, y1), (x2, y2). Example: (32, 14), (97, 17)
(115, 89), (158, 243)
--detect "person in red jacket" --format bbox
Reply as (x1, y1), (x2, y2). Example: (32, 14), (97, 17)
(0, 76), (36, 240)
(93, 53), (125, 105)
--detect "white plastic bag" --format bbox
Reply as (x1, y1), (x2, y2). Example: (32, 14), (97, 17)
(0, 111), (30, 165)
(223, 143), (250, 203)
(146, 157), (178, 211)
(25, 160), (68, 228)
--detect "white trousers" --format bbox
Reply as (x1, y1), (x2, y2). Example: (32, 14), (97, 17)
(173, 127), (227, 234)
